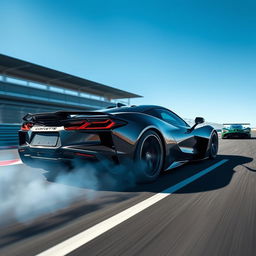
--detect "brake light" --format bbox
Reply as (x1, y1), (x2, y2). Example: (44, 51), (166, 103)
(21, 122), (34, 131)
(65, 119), (116, 130)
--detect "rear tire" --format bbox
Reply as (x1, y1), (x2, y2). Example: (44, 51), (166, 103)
(208, 132), (218, 159)
(134, 130), (164, 183)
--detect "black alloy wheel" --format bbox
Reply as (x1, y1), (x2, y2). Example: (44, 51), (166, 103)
(135, 130), (164, 182)
(209, 132), (218, 159)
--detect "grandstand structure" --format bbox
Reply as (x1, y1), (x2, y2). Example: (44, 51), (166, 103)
(0, 54), (141, 123)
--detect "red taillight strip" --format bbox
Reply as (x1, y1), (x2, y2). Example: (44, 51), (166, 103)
(65, 122), (89, 130)
(87, 119), (116, 129)
(21, 123), (33, 131)
(65, 119), (116, 130)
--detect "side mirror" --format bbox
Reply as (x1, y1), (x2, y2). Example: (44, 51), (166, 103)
(187, 117), (205, 133)
(195, 117), (204, 124)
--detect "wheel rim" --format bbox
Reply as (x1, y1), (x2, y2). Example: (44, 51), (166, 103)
(211, 134), (218, 157)
(140, 135), (162, 176)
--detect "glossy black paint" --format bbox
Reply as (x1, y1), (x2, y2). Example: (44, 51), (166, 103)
(18, 105), (217, 171)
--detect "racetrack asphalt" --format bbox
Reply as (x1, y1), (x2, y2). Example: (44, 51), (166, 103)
(0, 134), (256, 256)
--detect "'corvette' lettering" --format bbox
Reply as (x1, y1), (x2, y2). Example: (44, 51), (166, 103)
(31, 126), (64, 132)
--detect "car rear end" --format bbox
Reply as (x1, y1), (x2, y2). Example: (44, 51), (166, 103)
(18, 111), (127, 170)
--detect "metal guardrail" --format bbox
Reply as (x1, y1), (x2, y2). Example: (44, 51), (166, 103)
(0, 124), (20, 149)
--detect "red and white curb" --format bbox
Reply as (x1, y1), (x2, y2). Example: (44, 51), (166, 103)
(0, 159), (22, 166)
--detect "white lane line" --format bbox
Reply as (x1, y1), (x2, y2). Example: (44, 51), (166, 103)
(37, 159), (228, 256)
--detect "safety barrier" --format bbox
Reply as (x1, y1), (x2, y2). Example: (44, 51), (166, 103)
(0, 124), (20, 149)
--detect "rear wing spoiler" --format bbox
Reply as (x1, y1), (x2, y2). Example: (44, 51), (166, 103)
(23, 111), (114, 121)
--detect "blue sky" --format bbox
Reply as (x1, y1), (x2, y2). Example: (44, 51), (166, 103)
(1, 0), (256, 125)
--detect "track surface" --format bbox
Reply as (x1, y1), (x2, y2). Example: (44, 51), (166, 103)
(1, 136), (256, 256)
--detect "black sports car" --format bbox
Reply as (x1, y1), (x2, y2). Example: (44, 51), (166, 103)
(18, 105), (218, 182)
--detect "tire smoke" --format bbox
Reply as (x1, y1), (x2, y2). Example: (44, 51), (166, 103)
(0, 156), (138, 225)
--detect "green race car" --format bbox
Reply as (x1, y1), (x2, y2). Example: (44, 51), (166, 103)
(222, 123), (251, 139)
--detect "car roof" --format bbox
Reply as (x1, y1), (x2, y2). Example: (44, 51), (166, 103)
(102, 104), (190, 127)
(102, 105), (166, 113)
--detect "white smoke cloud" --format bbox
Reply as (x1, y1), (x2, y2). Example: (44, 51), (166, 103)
(0, 156), (137, 225)
(0, 164), (81, 225)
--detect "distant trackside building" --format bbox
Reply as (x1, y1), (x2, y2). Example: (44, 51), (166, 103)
(0, 54), (141, 123)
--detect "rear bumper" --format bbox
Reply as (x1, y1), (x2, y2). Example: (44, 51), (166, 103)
(18, 145), (119, 170)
